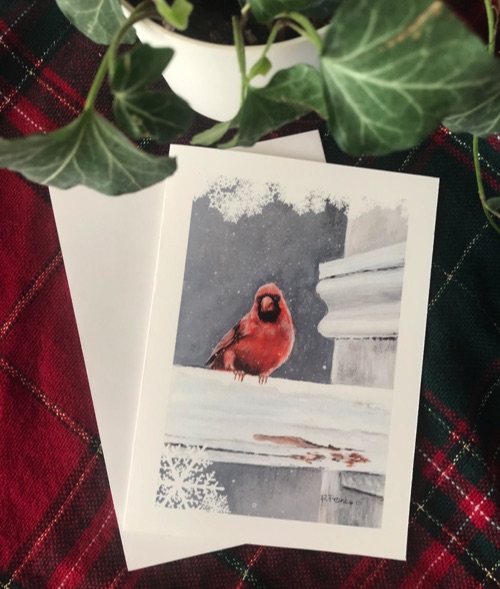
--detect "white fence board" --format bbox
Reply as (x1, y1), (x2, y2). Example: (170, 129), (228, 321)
(163, 366), (392, 474)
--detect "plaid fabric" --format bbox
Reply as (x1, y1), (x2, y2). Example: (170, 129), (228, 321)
(1, 0), (499, 587)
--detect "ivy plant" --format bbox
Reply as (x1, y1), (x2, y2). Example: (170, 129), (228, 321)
(0, 0), (499, 230)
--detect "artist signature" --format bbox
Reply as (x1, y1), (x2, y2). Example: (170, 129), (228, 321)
(320, 494), (362, 506)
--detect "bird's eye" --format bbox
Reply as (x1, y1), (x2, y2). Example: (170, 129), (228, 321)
(273, 295), (281, 302)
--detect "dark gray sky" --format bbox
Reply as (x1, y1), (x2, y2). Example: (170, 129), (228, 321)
(173, 193), (347, 384)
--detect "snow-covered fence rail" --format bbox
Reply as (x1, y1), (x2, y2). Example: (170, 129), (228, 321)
(164, 366), (392, 474)
(162, 366), (392, 526)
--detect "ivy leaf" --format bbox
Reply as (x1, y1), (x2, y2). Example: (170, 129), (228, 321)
(249, 0), (339, 23)
(113, 92), (193, 140)
(0, 110), (176, 195)
(320, 0), (500, 155)
(54, 0), (134, 44)
(233, 65), (326, 146)
(301, 0), (341, 20)
(191, 120), (235, 146)
(486, 197), (500, 214)
(248, 56), (272, 80)
(249, 0), (305, 23)
(193, 65), (326, 148)
(153, 0), (193, 31)
(112, 44), (175, 91)
(443, 79), (500, 137)
(111, 44), (193, 141)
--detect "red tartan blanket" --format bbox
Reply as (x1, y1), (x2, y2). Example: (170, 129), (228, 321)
(1, 1), (499, 588)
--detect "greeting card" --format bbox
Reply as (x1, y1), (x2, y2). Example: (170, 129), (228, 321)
(125, 145), (439, 560)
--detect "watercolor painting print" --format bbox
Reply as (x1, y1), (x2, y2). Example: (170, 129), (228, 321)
(155, 156), (408, 529)
(125, 144), (438, 559)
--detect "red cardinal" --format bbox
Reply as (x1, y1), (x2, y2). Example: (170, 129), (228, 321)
(206, 283), (295, 384)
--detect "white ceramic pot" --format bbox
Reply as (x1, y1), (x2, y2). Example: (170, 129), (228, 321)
(122, 2), (322, 122)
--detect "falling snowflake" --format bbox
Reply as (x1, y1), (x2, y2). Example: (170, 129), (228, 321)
(156, 444), (230, 514)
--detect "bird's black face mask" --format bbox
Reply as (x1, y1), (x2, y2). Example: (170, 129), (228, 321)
(257, 294), (281, 323)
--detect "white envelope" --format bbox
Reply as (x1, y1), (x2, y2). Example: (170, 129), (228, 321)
(50, 131), (325, 570)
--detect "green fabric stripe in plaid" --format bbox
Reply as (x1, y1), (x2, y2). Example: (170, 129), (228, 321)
(417, 404), (500, 532)
(420, 443), (499, 536)
(17, 3), (70, 60)
(412, 497), (500, 585)
(473, 369), (500, 465)
(0, 1), (71, 102)
(468, 532), (500, 577)
(0, 575), (24, 589)
(216, 550), (270, 589)
(419, 396), (470, 451)
(419, 395), (489, 486)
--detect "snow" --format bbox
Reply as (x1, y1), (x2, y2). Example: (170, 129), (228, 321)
(194, 174), (407, 223)
(162, 366), (392, 474)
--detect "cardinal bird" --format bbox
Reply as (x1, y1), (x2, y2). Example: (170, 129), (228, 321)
(206, 283), (295, 384)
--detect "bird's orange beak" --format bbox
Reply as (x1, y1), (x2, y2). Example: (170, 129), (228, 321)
(260, 295), (275, 313)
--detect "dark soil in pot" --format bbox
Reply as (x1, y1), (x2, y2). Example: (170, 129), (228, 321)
(128, 0), (327, 45)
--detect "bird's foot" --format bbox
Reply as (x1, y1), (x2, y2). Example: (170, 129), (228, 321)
(258, 374), (269, 385)
(233, 370), (245, 382)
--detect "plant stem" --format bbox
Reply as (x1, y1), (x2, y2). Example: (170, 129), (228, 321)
(83, 1), (158, 111)
(245, 19), (283, 82)
(232, 15), (248, 103)
(83, 51), (111, 111)
(473, 134), (485, 200)
(108, 1), (158, 75)
(473, 136), (500, 233)
(276, 11), (323, 53)
(261, 21), (281, 60)
(485, 0), (496, 55)
(240, 2), (251, 18)
(471, 0), (500, 233)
